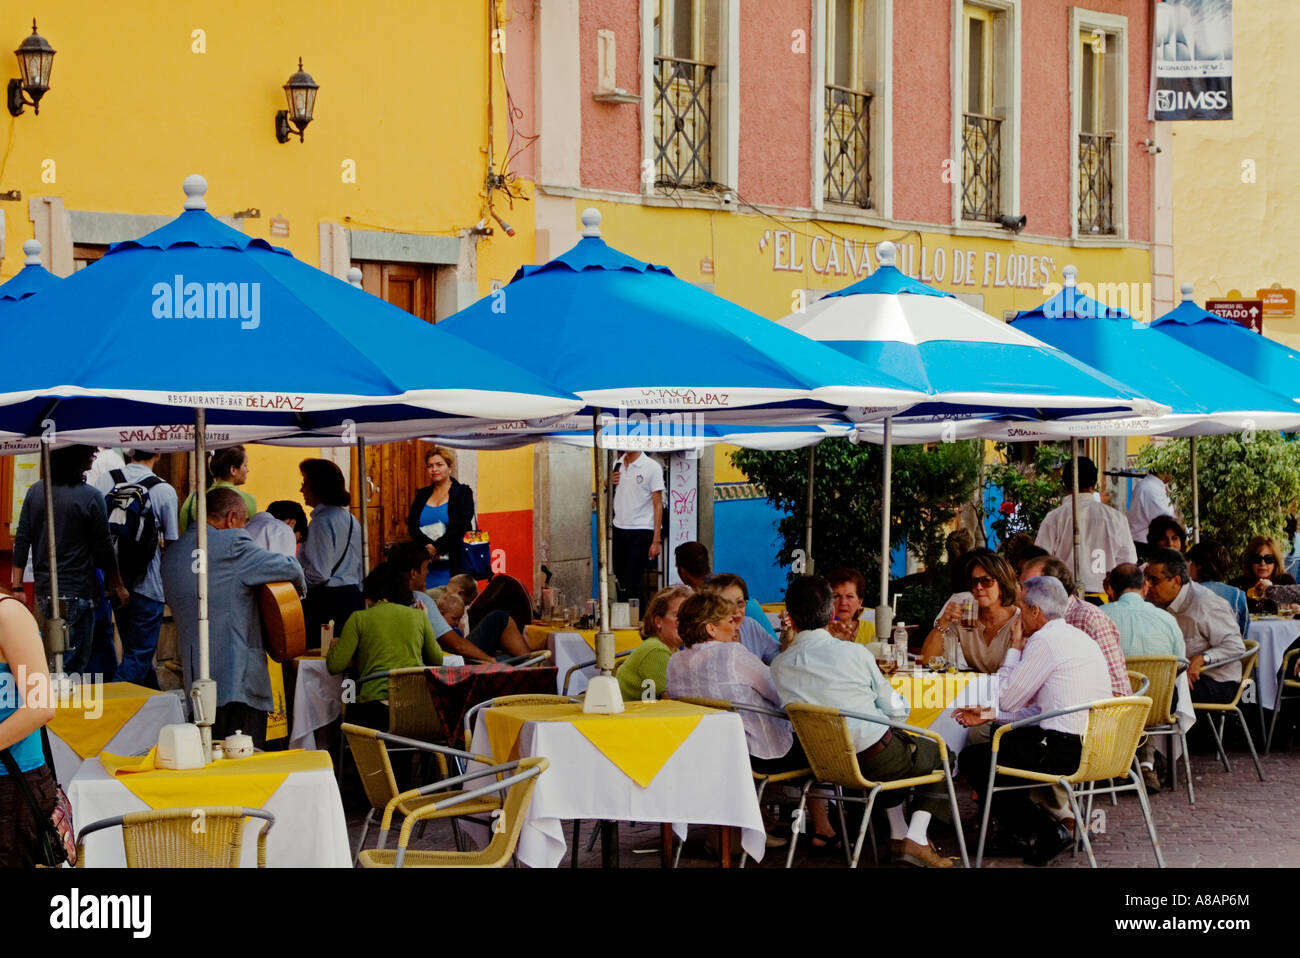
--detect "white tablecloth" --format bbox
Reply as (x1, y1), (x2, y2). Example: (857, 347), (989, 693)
(1153, 672), (1197, 763)
(67, 754), (351, 868)
(467, 707), (765, 867)
(290, 657), (343, 750)
(49, 691), (186, 784)
(893, 672), (998, 760)
(1247, 618), (1300, 710)
(547, 632), (600, 695)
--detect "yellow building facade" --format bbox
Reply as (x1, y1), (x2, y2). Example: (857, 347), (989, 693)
(0, 1), (540, 576)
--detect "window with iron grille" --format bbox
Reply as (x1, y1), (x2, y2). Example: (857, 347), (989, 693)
(961, 5), (1002, 222)
(823, 0), (873, 208)
(1077, 28), (1117, 234)
(652, 0), (718, 191)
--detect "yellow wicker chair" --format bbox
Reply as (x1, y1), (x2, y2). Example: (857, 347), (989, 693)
(342, 722), (500, 864)
(1192, 639), (1265, 781)
(784, 703), (968, 869)
(76, 806), (274, 867)
(359, 756), (549, 867)
(974, 695), (1162, 868)
(1266, 647), (1300, 753)
(1125, 654), (1193, 803)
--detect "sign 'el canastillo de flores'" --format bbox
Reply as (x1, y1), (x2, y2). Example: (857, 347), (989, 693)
(1151, 0), (1233, 121)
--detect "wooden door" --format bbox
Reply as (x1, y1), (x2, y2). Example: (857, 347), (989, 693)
(351, 262), (439, 567)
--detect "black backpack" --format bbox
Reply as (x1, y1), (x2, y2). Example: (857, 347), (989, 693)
(104, 469), (164, 586)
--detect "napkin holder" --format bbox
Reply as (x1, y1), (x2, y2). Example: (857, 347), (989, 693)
(156, 723), (206, 770)
(610, 602), (630, 629)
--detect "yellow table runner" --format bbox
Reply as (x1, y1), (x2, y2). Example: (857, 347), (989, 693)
(266, 654), (288, 742)
(99, 748), (332, 811)
(484, 700), (714, 787)
(525, 624), (643, 654)
(48, 682), (162, 759)
(890, 672), (976, 729)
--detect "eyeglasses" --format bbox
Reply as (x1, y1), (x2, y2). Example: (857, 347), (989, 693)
(1146, 573), (1170, 586)
(1250, 554), (1277, 566)
(969, 576), (996, 591)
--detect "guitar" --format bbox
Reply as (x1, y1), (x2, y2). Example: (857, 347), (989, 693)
(259, 582), (307, 663)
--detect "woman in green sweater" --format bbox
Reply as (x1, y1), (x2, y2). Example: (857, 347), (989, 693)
(616, 585), (692, 702)
(326, 562), (443, 730)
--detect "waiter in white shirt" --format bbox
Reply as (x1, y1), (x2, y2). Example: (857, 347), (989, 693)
(1035, 456), (1136, 597)
(609, 451), (664, 606)
(955, 576), (1111, 864)
(1128, 470), (1179, 560)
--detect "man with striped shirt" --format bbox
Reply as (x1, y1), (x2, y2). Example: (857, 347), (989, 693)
(957, 576), (1111, 865)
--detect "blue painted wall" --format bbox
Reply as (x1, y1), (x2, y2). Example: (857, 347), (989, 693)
(713, 498), (791, 603)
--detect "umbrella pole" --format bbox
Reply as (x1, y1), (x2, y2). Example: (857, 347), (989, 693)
(1070, 438), (1083, 589)
(874, 417), (894, 638)
(39, 441), (66, 677)
(585, 407), (623, 713)
(358, 437), (371, 575)
(1189, 436), (1200, 545)
(192, 408), (217, 761)
(804, 446), (816, 576)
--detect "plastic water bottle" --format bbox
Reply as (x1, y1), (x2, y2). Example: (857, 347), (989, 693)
(892, 622), (909, 670)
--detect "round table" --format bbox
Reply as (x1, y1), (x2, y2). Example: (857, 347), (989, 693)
(1247, 617), (1300, 710)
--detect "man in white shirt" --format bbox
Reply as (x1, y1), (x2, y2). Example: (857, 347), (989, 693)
(1128, 471), (1179, 559)
(771, 576), (956, 868)
(244, 500), (307, 557)
(92, 449), (178, 688)
(610, 451), (664, 606)
(1035, 456), (1136, 595)
(956, 576), (1111, 865)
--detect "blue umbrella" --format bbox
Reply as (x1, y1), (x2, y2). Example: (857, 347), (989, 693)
(0, 240), (60, 302)
(1152, 283), (1300, 404)
(436, 209), (928, 709)
(0, 175), (582, 747)
(1012, 266), (1300, 561)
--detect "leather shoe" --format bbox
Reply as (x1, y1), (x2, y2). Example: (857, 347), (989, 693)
(898, 838), (955, 868)
(1142, 768), (1161, 793)
(983, 828), (1034, 857)
(1025, 819), (1073, 866)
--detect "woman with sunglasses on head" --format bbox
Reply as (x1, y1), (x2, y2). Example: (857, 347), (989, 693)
(922, 552), (1020, 672)
(1229, 536), (1295, 614)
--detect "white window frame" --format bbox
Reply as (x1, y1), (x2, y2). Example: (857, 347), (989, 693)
(812, 0), (892, 217)
(949, 0), (1021, 228)
(641, 0), (740, 196)
(1070, 8), (1128, 241)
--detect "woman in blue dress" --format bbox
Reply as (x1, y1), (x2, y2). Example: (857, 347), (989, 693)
(406, 446), (476, 590)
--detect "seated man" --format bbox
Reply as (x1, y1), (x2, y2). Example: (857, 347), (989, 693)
(388, 542), (493, 664)
(771, 576), (955, 868)
(1145, 547), (1246, 707)
(161, 487), (306, 747)
(1020, 556), (1130, 698)
(957, 576), (1111, 866)
(1100, 562), (1185, 789)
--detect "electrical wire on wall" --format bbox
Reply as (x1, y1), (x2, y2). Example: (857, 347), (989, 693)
(482, 0), (538, 238)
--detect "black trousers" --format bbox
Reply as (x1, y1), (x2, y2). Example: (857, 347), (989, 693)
(303, 584), (365, 642)
(960, 727), (1082, 838)
(611, 527), (654, 605)
(212, 702), (269, 750)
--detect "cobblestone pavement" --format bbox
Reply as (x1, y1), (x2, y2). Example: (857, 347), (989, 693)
(343, 732), (1300, 869)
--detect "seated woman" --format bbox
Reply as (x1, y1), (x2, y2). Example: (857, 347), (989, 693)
(326, 563), (443, 731)
(921, 552), (1020, 672)
(824, 567), (877, 645)
(665, 591), (834, 846)
(1146, 515), (1186, 554)
(1187, 540), (1250, 638)
(1229, 535), (1296, 614)
(617, 586), (691, 702)
(388, 542), (493, 664)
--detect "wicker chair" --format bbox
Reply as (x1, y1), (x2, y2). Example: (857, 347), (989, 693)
(673, 696), (818, 868)
(562, 650), (634, 695)
(76, 806), (274, 868)
(1266, 647), (1300, 753)
(974, 695), (1162, 868)
(785, 703), (968, 869)
(1125, 655), (1194, 803)
(343, 723), (500, 864)
(359, 756), (549, 867)
(1192, 639), (1265, 781)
